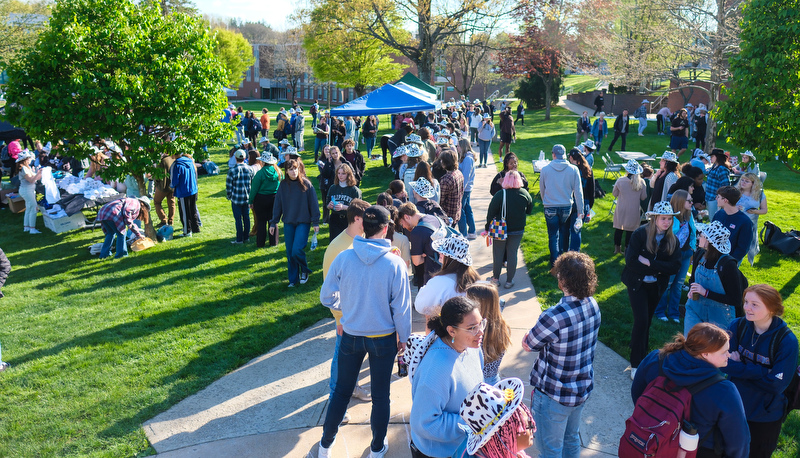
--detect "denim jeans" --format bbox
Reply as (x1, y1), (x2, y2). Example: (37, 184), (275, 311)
(282, 223), (311, 284)
(457, 191), (475, 236)
(322, 332), (397, 453)
(655, 249), (693, 320)
(568, 203), (586, 252)
(294, 131), (304, 151)
(99, 220), (128, 259)
(314, 137), (328, 161)
(477, 139), (492, 166)
(638, 117), (647, 135)
(532, 389), (586, 458)
(364, 136), (376, 157)
(235, 125), (245, 145)
(544, 206), (575, 266)
(231, 203), (250, 242)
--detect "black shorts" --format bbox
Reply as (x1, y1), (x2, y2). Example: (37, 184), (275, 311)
(500, 132), (513, 143)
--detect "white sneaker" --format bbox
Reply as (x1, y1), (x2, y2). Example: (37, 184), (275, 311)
(29, 228), (41, 234)
(368, 444), (388, 458)
(467, 233), (478, 240)
(352, 385), (372, 401)
(23, 227), (30, 232)
(318, 440), (334, 458)
(340, 411), (351, 425)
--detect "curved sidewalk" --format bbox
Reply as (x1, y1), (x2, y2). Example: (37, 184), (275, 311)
(144, 152), (634, 457)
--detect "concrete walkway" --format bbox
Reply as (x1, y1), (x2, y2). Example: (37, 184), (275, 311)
(144, 148), (634, 457)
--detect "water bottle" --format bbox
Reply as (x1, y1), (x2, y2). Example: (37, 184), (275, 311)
(310, 231), (319, 251)
(677, 421), (699, 458)
(573, 218), (583, 231)
(397, 352), (408, 377)
(538, 150), (545, 161)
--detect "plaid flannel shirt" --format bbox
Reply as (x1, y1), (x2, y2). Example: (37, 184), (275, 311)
(705, 165), (730, 199)
(226, 162), (255, 206)
(97, 197), (143, 238)
(439, 170), (464, 223)
(522, 295), (601, 407)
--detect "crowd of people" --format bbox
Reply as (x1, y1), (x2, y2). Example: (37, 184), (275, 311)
(1, 97), (796, 458)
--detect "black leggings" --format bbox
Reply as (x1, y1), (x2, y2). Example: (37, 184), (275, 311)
(614, 229), (633, 247)
(747, 419), (784, 458)
(253, 193), (278, 247)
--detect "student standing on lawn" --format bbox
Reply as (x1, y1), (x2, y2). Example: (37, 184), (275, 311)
(226, 149), (255, 244)
(316, 205), (411, 458)
(621, 201), (681, 379)
(0, 246), (10, 299)
(269, 158), (320, 287)
(712, 186), (753, 265)
(170, 150), (200, 237)
(540, 144), (584, 267)
(522, 252), (601, 458)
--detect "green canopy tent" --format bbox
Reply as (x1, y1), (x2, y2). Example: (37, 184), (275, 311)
(397, 72), (438, 96)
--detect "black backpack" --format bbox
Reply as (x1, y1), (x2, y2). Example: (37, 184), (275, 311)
(273, 129), (285, 141)
(0, 144), (9, 162)
(760, 221), (800, 256)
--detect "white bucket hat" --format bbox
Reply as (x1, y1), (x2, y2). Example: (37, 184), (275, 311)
(409, 177), (436, 199)
(278, 139), (290, 146)
(406, 134), (422, 145)
(742, 150), (756, 159)
(432, 235), (473, 266)
(285, 146), (300, 157)
(624, 159), (643, 175)
(645, 201), (680, 218)
(582, 139), (596, 151)
(459, 378), (525, 455)
(258, 152), (277, 164)
(392, 144), (408, 158)
(659, 151), (679, 163)
(404, 331), (437, 381)
(436, 136), (450, 145)
(405, 143), (423, 158)
(258, 137), (269, 144)
(473, 99), (480, 104)
(696, 221), (732, 254)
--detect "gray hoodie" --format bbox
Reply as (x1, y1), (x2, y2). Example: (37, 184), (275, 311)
(540, 159), (584, 211)
(320, 236), (412, 342)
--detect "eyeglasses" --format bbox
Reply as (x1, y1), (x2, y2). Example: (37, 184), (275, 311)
(687, 199), (693, 203)
(454, 318), (487, 336)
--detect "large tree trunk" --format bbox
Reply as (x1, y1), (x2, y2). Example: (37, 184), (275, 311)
(542, 74), (553, 120)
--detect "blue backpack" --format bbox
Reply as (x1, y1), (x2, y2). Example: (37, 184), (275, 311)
(203, 161), (220, 176)
(156, 225), (174, 242)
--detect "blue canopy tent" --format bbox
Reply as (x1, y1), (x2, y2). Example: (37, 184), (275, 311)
(330, 83), (441, 116)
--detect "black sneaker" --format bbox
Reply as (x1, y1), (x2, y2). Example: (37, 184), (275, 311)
(299, 272), (309, 284)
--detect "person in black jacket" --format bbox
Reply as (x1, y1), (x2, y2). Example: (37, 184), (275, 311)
(622, 201), (682, 377)
(0, 246), (10, 299)
(567, 148), (595, 252)
(606, 108), (630, 152)
(489, 153), (528, 196)
(576, 111), (591, 146)
(340, 139), (365, 185)
(684, 220), (745, 335)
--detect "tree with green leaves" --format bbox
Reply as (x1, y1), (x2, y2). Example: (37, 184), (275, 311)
(304, 6), (405, 97)
(213, 27), (256, 89)
(0, 0), (50, 67)
(716, 0), (800, 171)
(3, 0), (231, 198)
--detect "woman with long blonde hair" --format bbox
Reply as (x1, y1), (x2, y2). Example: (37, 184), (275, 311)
(621, 201), (681, 378)
(735, 172), (767, 266)
(466, 282), (511, 385)
(654, 190), (697, 323)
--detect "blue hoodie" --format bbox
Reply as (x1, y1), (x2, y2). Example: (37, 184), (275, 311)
(632, 349), (750, 458)
(724, 317), (799, 423)
(320, 237), (412, 343)
(170, 155), (197, 198)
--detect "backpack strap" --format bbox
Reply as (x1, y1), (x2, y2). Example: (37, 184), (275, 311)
(768, 326), (790, 367)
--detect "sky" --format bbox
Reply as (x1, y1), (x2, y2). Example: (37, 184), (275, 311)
(193, 0), (297, 30)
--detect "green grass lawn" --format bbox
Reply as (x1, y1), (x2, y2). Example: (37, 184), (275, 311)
(0, 100), (797, 456)
(562, 74), (601, 94)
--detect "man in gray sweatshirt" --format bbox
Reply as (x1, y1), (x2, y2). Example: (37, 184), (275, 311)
(316, 205), (412, 458)
(540, 144), (584, 267)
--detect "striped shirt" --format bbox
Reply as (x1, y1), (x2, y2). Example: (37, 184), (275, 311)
(522, 295), (601, 406)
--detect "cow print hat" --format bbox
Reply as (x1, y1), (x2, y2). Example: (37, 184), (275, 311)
(459, 377), (525, 455)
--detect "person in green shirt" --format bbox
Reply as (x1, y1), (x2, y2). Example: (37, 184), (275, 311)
(249, 152), (282, 247)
